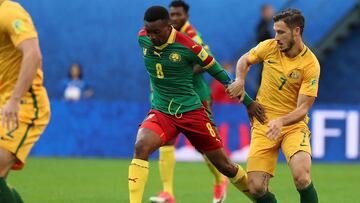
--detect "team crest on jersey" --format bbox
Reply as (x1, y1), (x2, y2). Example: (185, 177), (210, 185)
(169, 52), (181, 62)
(288, 69), (301, 82)
(12, 19), (27, 34)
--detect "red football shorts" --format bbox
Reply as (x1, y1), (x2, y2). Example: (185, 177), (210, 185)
(140, 108), (222, 152)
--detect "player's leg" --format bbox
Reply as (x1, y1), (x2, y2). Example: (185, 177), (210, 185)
(129, 110), (178, 203)
(129, 128), (162, 203)
(180, 108), (252, 201)
(0, 147), (16, 203)
(204, 148), (253, 201)
(246, 122), (279, 203)
(201, 100), (227, 203)
(203, 154), (228, 203)
(282, 126), (318, 203)
(150, 138), (176, 203)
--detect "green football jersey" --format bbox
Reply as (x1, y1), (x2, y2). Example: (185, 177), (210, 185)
(138, 27), (230, 115)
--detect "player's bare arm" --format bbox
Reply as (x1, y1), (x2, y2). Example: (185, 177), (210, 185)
(226, 53), (260, 101)
(1, 38), (42, 130)
(266, 94), (316, 140)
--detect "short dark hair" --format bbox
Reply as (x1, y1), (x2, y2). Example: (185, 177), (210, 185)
(273, 8), (305, 35)
(144, 6), (169, 22)
(169, 0), (190, 13)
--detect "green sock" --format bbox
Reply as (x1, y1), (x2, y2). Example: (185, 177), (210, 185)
(12, 188), (24, 203)
(297, 182), (318, 203)
(0, 177), (16, 203)
(255, 191), (278, 203)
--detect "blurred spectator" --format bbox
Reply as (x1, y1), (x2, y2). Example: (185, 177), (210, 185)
(256, 4), (274, 43)
(61, 63), (93, 101)
(211, 62), (238, 104)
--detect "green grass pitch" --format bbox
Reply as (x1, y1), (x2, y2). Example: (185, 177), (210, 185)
(7, 157), (360, 203)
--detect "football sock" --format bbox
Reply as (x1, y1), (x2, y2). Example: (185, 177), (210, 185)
(229, 165), (255, 202)
(0, 177), (16, 203)
(128, 159), (149, 203)
(254, 191), (278, 203)
(159, 146), (175, 195)
(203, 155), (225, 184)
(297, 182), (318, 203)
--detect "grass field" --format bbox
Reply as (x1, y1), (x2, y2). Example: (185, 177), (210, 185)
(7, 157), (360, 203)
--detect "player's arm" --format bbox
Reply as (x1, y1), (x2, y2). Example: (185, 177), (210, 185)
(267, 95), (315, 140)
(227, 42), (265, 100)
(2, 38), (42, 130)
(204, 61), (254, 107)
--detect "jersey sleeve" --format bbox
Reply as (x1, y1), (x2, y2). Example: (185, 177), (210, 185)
(247, 39), (274, 64)
(299, 61), (320, 97)
(190, 44), (216, 69)
(2, 5), (38, 47)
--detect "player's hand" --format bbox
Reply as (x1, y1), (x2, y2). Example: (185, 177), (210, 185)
(226, 79), (245, 100)
(247, 101), (267, 125)
(1, 99), (20, 131)
(266, 118), (283, 140)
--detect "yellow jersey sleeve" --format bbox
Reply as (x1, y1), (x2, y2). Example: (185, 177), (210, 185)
(299, 61), (320, 97)
(248, 39), (275, 64)
(1, 4), (38, 47)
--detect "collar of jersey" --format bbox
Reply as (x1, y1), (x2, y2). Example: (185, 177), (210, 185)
(180, 21), (190, 33)
(154, 27), (177, 50)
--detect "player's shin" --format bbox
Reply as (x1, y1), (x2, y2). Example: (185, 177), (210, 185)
(128, 159), (149, 203)
(297, 182), (318, 203)
(159, 146), (175, 195)
(229, 165), (255, 202)
(0, 177), (16, 203)
(203, 155), (225, 184)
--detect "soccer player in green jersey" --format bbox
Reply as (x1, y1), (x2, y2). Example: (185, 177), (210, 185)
(149, 1), (235, 203)
(128, 6), (263, 203)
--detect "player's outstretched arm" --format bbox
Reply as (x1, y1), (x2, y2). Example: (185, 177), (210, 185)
(1, 38), (42, 130)
(226, 53), (253, 100)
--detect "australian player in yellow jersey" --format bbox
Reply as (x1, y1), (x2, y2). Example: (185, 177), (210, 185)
(228, 9), (319, 203)
(0, 0), (50, 202)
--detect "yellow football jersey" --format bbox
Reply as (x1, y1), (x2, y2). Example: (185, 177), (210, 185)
(248, 39), (320, 120)
(0, 0), (50, 125)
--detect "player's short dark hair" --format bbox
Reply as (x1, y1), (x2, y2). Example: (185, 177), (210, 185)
(169, 0), (190, 13)
(144, 6), (170, 22)
(273, 8), (305, 35)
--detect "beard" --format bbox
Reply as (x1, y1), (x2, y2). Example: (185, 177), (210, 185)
(280, 34), (295, 53)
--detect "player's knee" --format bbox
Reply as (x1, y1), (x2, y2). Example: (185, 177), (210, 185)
(293, 173), (311, 189)
(133, 140), (152, 159)
(248, 177), (267, 197)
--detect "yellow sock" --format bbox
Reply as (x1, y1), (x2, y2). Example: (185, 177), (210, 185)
(159, 146), (175, 195)
(128, 159), (149, 203)
(203, 155), (225, 184)
(230, 165), (255, 202)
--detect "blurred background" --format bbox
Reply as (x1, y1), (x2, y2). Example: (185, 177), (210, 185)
(16, 0), (360, 162)
(9, 0), (360, 202)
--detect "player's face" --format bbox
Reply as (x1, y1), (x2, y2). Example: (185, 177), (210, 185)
(274, 20), (295, 52)
(169, 7), (188, 31)
(144, 19), (172, 46)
